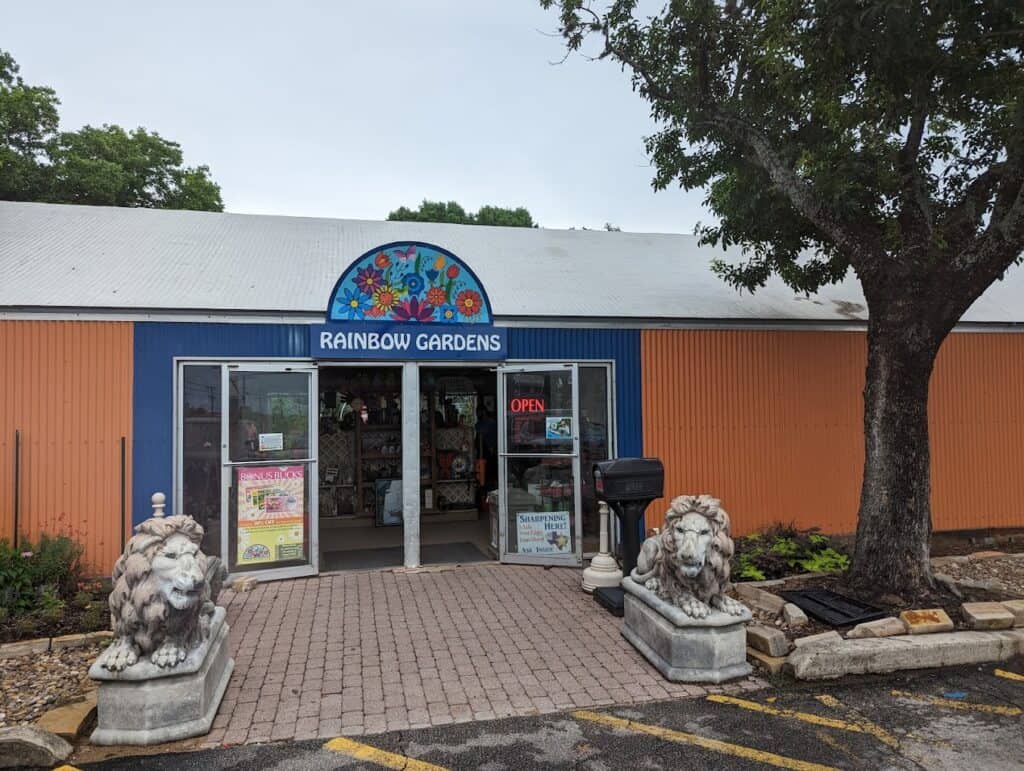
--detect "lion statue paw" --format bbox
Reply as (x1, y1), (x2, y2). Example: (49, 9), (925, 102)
(151, 639), (189, 668)
(677, 595), (711, 619)
(96, 637), (140, 672)
(644, 578), (661, 593)
(712, 594), (747, 617)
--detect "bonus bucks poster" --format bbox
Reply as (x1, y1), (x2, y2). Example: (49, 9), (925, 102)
(237, 465), (306, 565)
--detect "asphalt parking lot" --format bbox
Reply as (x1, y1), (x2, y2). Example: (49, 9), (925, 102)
(81, 660), (1024, 771)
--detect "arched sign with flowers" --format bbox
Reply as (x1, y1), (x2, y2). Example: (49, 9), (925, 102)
(327, 242), (493, 324)
(313, 242), (506, 360)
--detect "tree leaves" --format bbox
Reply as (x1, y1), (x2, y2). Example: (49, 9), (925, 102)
(387, 200), (537, 227)
(0, 49), (222, 211)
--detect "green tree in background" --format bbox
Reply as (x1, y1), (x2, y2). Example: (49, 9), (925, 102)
(0, 49), (222, 211)
(541, 1), (1024, 598)
(388, 199), (536, 227)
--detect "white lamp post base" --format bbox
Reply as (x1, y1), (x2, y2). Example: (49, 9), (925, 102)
(582, 501), (624, 593)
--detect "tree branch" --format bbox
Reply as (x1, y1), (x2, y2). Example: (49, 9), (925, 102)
(897, 99), (933, 244)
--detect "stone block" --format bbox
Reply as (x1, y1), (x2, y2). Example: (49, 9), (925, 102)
(968, 551), (1007, 561)
(933, 573), (963, 598)
(89, 607), (234, 745)
(782, 603), (809, 627)
(847, 617), (908, 639)
(787, 630), (1024, 680)
(34, 691), (97, 741)
(746, 624), (790, 657)
(620, 577), (752, 684)
(734, 584), (786, 615)
(51, 633), (87, 651)
(0, 638), (49, 658)
(962, 602), (1015, 630)
(900, 608), (955, 634)
(746, 647), (787, 675)
(1001, 600), (1024, 627)
(0, 726), (72, 768)
(931, 555), (970, 568)
(793, 631), (842, 649)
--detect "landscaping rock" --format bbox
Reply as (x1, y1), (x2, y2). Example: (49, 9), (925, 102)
(746, 624), (789, 657)
(34, 691), (97, 741)
(968, 551), (1007, 561)
(787, 630), (1024, 680)
(0, 638), (49, 659)
(793, 630), (842, 649)
(931, 555), (970, 568)
(962, 602), (1015, 630)
(782, 603), (809, 627)
(900, 608), (955, 634)
(933, 573), (963, 598)
(746, 647), (787, 675)
(847, 617), (908, 639)
(1002, 599), (1024, 627)
(0, 725), (72, 768)
(734, 584), (785, 615)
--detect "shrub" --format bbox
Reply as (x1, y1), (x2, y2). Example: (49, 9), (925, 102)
(731, 523), (850, 581)
(0, 533), (85, 616)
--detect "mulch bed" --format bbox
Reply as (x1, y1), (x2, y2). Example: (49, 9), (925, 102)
(0, 642), (105, 728)
(0, 584), (110, 644)
(939, 556), (1024, 598)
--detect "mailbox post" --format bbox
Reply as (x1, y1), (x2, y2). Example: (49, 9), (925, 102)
(592, 458), (664, 615)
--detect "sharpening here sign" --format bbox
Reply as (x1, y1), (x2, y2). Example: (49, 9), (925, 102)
(309, 322), (508, 361)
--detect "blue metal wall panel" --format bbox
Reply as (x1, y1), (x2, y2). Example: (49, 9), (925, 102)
(132, 322), (309, 523)
(507, 327), (642, 459)
(132, 322), (642, 525)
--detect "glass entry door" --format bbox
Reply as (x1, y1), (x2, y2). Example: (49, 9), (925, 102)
(222, 364), (318, 579)
(497, 364), (582, 566)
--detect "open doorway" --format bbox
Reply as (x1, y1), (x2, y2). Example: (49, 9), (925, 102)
(317, 365), (497, 571)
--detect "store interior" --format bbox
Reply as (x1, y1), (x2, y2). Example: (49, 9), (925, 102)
(317, 365), (498, 570)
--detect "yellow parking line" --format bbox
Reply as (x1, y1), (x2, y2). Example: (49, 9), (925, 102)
(707, 694), (899, 749)
(890, 690), (1022, 717)
(323, 736), (448, 770)
(995, 669), (1024, 683)
(572, 709), (836, 771)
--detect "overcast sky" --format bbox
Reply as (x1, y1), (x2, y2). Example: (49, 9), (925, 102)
(5, 1), (709, 233)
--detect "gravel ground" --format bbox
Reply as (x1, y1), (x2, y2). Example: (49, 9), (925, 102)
(0, 642), (104, 727)
(940, 555), (1024, 597)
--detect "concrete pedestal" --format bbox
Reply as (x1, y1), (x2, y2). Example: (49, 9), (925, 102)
(621, 577), (752, 683)
(89, 607), (234, 745)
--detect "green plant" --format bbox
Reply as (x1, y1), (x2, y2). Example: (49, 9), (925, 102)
(81, 604), (108, 632)
(72, 590), (94, 610)
(798, 548), (851, 575)
(731, 523), (851, 581)
(13, 616), (37, 637)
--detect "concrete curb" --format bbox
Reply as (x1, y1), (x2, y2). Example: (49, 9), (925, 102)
(787, 629), (1024, 680)
(0, 630), (111, 659)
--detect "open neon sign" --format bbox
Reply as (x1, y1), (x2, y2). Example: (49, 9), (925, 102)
(509, 397), (545, 413)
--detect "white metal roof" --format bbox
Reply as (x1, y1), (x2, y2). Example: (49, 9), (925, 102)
(1, 200), (1022, 324)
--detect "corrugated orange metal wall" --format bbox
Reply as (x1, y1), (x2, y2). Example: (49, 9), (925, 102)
(0, 321), (132, 571)
(641, 329), (1024, 536)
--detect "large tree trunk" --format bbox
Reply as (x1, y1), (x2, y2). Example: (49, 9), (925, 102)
(847, 311), (944, 599)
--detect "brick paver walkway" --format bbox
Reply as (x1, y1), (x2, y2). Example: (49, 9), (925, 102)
(205, 563), (765, 747)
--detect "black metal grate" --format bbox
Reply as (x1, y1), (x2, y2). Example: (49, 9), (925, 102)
(779, 588), (887, 627)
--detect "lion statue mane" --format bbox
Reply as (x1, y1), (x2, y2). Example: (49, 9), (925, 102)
(631, 494), (746, 619)
(95, 514), (226, 672)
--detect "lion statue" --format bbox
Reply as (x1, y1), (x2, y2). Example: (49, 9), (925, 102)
(95, 514), (227, 672)
(631, 495), (746, 619)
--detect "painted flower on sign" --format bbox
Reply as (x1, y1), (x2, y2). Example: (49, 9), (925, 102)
(455, 289), (483, 317)
(328, 244), (490, 323)
(338, 288), (369, 320)
(372, 285), (400, 313)
(355, 266), (384, 295)
(392, 297), (434, 322)
(405, 274), (425, 294)
(426, 286), (447, 307)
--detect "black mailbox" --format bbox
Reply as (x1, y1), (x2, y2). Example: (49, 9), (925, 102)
(594, 458), (664, 502)
(593, 458), (664, 580)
